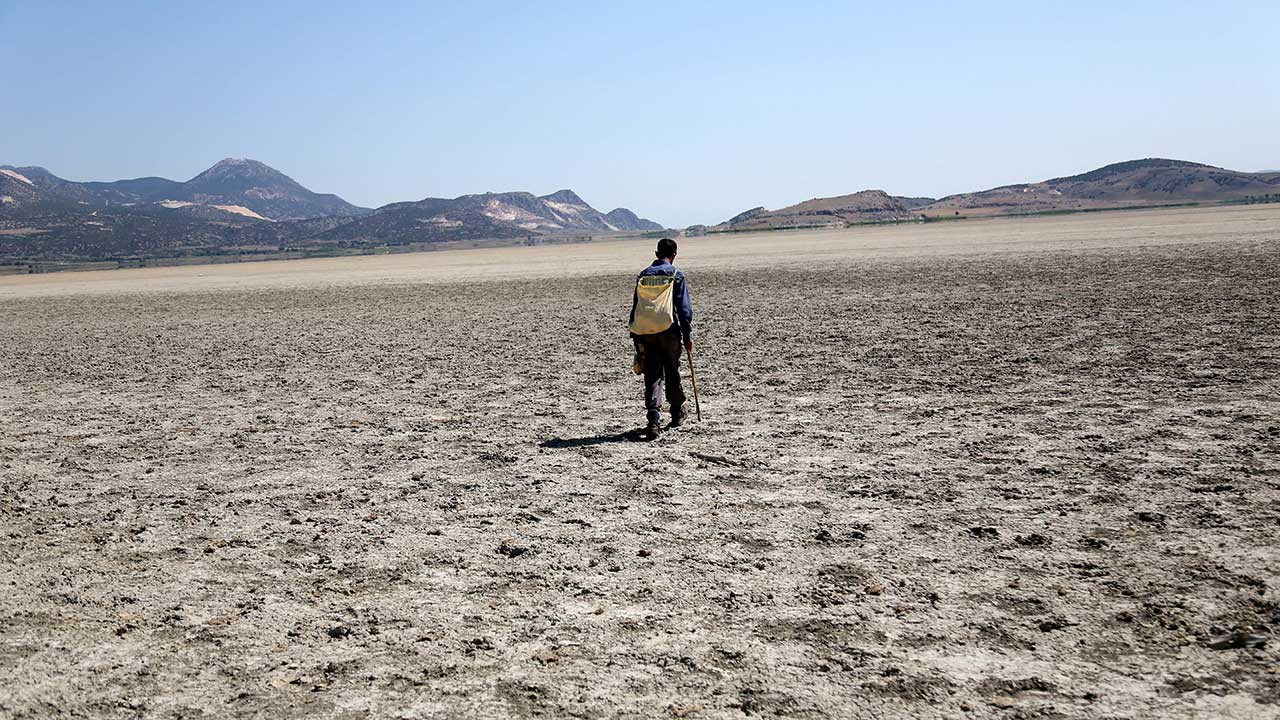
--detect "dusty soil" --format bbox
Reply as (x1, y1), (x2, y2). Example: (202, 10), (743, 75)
(1, 206), (1278, 718)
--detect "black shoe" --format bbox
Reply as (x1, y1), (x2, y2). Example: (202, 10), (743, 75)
(669, 407), (687, 428)
(644, 422), (662, 441)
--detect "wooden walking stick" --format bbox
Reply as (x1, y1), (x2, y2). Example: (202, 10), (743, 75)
(686, 345), (702, 421)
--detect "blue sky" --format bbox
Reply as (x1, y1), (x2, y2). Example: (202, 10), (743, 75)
(2, 1), (1277, 226)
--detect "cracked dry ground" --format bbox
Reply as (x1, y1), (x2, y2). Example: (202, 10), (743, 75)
(1, 238), (1278, 719)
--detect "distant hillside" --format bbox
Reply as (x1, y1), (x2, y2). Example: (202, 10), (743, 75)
(717, 190), (921, 230)
(714, 158), (1280, 231)
(172, 159), (365, 220)
(0, 161), (666, 262)
(0, 204), (262, 262)
(0, 168), (44, 211)
(919, 158), (1280, 217)
(0, 159), (366, 221)
(436, 189), (660, 233)
(11, 154), (1271, 265)
(895, 196), (937, 209)
(261, 190), (664, 248)
(605, 207), (664, 232)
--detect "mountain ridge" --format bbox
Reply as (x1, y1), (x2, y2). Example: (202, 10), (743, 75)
(1, 159), (667, 262)
(0, 159), (366, 221)
(918, 158), (1279, 217)
(715, 158), (1279, 229)
(6, 156), (1275, 264)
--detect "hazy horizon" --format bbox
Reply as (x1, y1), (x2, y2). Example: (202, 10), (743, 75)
(3, 1), (1277, 227)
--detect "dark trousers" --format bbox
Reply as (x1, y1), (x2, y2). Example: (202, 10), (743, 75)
(634, 329), (686, 425)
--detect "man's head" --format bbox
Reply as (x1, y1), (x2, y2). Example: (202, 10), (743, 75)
(656, 237), (678, 260)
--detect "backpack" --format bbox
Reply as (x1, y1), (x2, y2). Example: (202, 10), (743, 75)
(629, 273), (676, 335)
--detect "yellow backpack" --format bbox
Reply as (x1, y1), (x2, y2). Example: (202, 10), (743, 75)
(629, 273), (676, 335)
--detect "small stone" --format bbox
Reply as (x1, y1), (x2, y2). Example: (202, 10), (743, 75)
(1136, 511), (1166, 523)
(532, 649), (559, 664)
(866, 584), (884, 596)
(328, 625), (352, 639)
(1207, 632), (1267, 650)
(1038, 616), (1075, 632)
(969, 526), (999, 539)
(497, 539), (527, 558)
(637, 548), (652, 557)
(1014, 533), (1051, 547)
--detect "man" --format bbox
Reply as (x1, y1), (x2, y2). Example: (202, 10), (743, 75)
(628, 237), (694, 440)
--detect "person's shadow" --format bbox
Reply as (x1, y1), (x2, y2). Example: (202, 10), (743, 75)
(539, 428), (647, 448)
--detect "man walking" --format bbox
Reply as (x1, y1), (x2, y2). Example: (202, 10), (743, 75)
(628, 237), (693, 440)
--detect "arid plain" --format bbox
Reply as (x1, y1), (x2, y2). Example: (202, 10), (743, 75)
(1, 205), (1277, 718)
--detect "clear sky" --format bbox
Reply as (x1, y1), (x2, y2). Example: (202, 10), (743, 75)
(2, 1), (1277, 227)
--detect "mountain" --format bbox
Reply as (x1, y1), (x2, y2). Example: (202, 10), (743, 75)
(919, 158), (1280, 217)
(465, 189), (660, 232)
(715, 159), (1279, 230)
(286, 189), (663, 249)
(20, 154), (1269, 264)
(604, 207), (664, 232)
(274, 197), (532, 248)
(172, 158), (364, 220)
(0, 159), (366, 221)
(1, 162), (667, 262)
(718, 190), (920, 230)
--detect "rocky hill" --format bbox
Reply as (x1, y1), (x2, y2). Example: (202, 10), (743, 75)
(370, 189), (662, 235)
(0, 168), (45, 211)
(717, 190), (923, 230)
(246, 190), (664, 250)
(604, 207), (664, 232)
(169, 159), (363, 220)
(919, 159), (1280, 217)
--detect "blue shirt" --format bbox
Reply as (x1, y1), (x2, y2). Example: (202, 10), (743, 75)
(629, 258), (693, 342)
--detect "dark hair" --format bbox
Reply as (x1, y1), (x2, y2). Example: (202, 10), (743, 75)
(656, 237), (678, 259)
